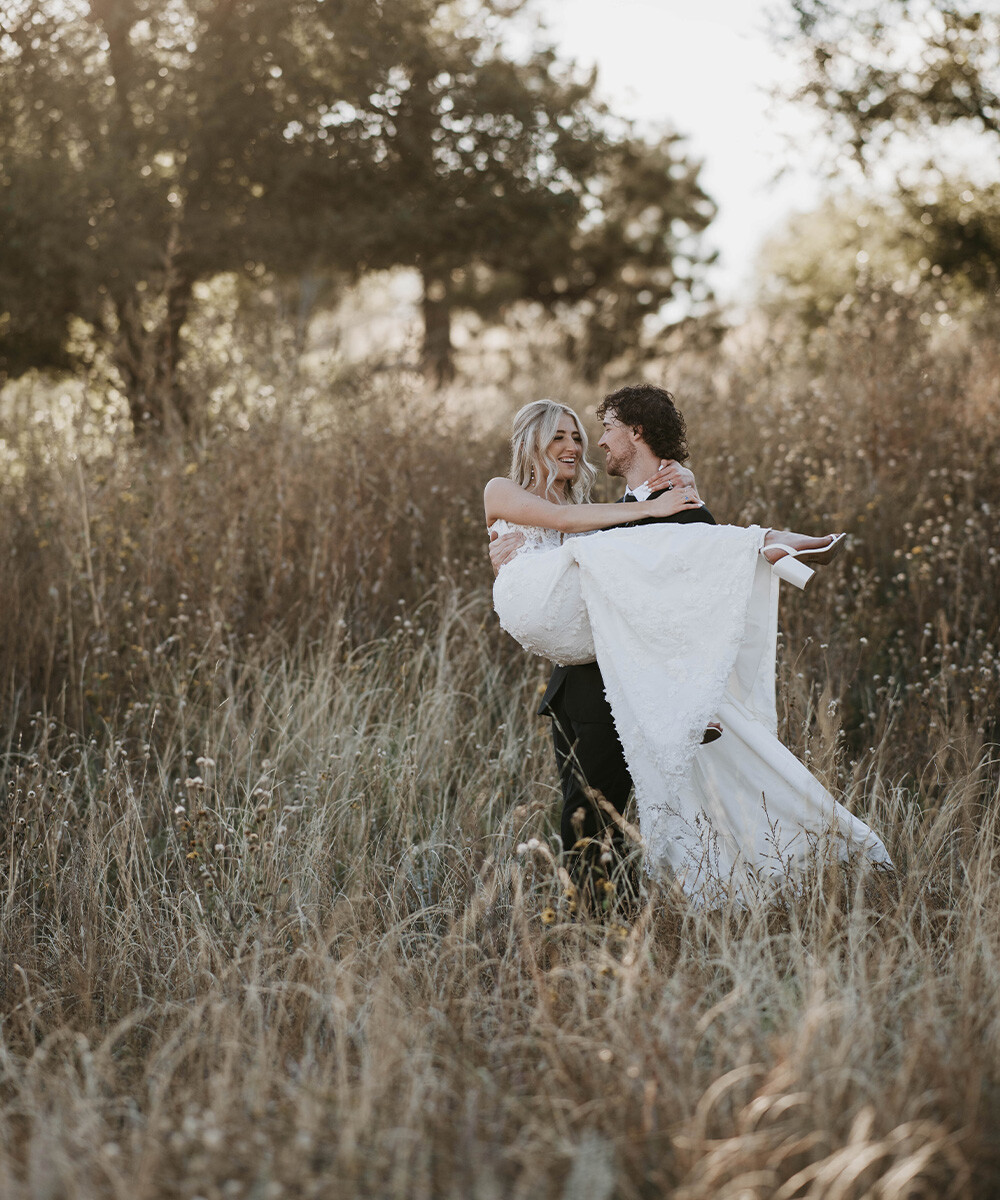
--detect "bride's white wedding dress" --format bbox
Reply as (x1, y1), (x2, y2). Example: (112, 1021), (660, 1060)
(491, 518), (892, 899)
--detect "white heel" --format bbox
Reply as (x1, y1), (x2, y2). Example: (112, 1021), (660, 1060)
(770, 553), (815, 590)
(763, 532), (847, 590)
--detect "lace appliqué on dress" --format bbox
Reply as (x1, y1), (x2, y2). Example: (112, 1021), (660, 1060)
(489, 519), (596, 666)
(489, 518), (893, 898)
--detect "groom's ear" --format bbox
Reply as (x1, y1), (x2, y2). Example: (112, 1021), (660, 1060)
(629, 425), (644, 443)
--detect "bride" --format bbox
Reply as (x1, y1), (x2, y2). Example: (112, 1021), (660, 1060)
(486, 399), (892, 900)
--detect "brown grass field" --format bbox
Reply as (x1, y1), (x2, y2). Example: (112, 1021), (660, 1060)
(2, 304), (1000, 1197)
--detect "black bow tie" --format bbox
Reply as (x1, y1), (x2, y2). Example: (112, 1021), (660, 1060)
(623, 492), (639, 503)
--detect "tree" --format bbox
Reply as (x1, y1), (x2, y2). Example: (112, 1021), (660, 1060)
(776, 1), (1000, 308)
(0, 0), (373, 431)
(339, 2), (717, 383)
(778, 0), (1000, 165)
(324, 5), (712, 385)
(552, 133), (716, 380)
(753, 184), (1000, 346)
(350, 26), (607, 385)
(1, 0), (718, 421)
(755, 193), (928, 329)
(896, 177), (1000, 298)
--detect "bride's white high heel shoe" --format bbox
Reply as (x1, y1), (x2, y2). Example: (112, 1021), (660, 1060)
(763, 533), (846, 590)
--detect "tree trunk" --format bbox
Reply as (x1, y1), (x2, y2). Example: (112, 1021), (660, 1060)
(421, 271), (455, 387)
(90, 2), (195, 434)
(110, 266), (194, 437)
(152, 235), (194, 429)
(89, 0), (141, 159)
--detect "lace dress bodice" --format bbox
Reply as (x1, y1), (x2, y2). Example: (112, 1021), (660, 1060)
(489, 519), (595, 666)
(488, 518), (564, 558)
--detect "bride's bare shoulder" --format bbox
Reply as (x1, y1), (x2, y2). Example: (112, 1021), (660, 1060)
(483, 477), (525, 523)
(483, 477), (521, 502)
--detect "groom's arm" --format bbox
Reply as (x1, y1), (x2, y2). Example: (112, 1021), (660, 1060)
(489, 529), (524, 576)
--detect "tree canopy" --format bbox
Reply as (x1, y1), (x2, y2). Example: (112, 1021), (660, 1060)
(775, 1), (1000, 310)
(779, 0), (1000, 164)
(1, 0), (717, 427)
(1, 0), (370, 429)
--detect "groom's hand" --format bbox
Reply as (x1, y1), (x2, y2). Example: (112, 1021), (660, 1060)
(646, 459), (701, 501)
(489, 530), (524, 576)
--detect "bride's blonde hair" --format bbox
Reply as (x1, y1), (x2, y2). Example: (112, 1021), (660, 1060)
(509, 399), (597, 504)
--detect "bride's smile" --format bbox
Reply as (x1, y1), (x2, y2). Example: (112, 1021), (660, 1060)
(543, 415), (584, 491)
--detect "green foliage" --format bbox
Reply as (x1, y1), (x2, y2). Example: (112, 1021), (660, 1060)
(555, 133), (716, 380)
(338, 18), (610, 384)
(292, 2), (717, 383)
(898, 177), (1000, 297)
(0, 0), (367, 430)
(757, 192), (935, 327)
(756, 185), (1000, 336)
(775, 1), (1000, 306)
(0, 0), (717, 424)
(781, 0), (1000, 162)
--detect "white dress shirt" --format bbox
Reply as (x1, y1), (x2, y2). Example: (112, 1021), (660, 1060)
(623, 481), (653, 501)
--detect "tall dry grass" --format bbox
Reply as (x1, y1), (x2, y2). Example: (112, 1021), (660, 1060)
(2, 303), (1000, 1196)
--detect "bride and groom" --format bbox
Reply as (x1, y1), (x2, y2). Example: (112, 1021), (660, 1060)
(486, 384), (891, 904)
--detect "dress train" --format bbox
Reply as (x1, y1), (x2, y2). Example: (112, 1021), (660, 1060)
(491, 519), (892, 898)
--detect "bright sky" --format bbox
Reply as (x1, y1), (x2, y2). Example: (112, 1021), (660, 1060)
(532, 0), (828, 307)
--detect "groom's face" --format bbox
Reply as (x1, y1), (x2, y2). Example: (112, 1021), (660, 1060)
(598, 411), (640, 478)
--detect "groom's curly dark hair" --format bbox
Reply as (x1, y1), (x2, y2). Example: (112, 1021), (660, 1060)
(596, 384), (690, 463)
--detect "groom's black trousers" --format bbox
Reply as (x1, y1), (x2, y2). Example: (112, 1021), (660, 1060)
(543, 662), (634, 858)
(537, 500), (718, 879)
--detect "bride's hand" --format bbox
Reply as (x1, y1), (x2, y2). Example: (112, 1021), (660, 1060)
(645, 459), (700, 499)
(648, 486), (703, 517)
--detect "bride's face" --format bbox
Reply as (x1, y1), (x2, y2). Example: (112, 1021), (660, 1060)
(543, 415), (584, 485)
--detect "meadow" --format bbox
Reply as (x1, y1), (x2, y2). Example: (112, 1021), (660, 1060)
(2, 301), (1000, 1198)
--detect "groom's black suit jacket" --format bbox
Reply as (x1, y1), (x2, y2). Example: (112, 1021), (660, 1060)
(536, 492), (718, 722)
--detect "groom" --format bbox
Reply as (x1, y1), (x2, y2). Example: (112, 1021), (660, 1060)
(489, 384), (717, 901)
